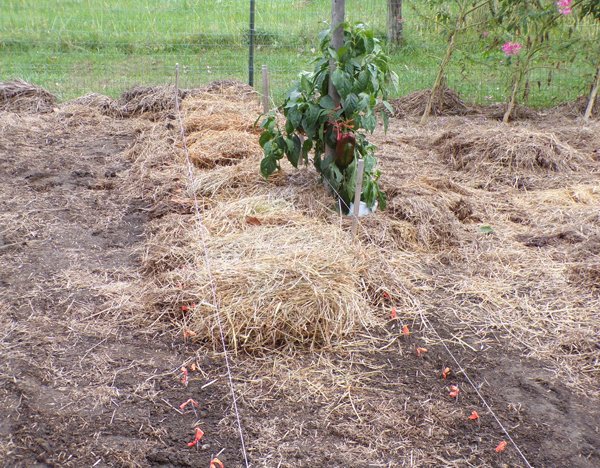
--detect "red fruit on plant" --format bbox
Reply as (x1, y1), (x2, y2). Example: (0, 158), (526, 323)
(334, 133), (356, 169)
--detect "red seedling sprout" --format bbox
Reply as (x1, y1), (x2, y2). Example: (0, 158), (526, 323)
(179, 398), (199, 411)
(402, 325), (410, 336)
(442, 367), (451, 379)
(468, 410), (480, 420)
(415, 347), (428, 357)
(449, 385), (460, 398)
(495, 440), (507, 453)
(390, 307), (398, 320)
(180, 367), (189, 387)
(187, 427), (204, 447)
(210, 458), (224, 468)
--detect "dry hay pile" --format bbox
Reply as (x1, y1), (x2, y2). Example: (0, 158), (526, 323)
(554, 95), (599, 119)
(388, 87), (469, 118)
(187, 130), (263, 169)
(64, 93), (115, 113)
(436, 126), (588, 175)
(0, 79), (56, 113)
(568, 234), (600, 292)
(115, 85), (188, 117)
(144, 197), (377, 351)
(183, 90), (260, 134)
(135, 83), (403, 352)
(477, 103), (540, 121)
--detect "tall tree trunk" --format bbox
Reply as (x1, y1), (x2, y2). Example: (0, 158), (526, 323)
(387, 0), (403, 45)
(584, 63), (600, 121)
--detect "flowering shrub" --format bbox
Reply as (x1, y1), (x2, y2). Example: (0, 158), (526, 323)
(501, 42), (522, 56)
(556, 0), (573, 16)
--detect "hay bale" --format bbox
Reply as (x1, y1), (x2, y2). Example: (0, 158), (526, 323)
(437, 127), (588, 174)
(115, 85), (187, 116)
(0, 79), (56, 113)
(182, 87), (260, 133)
(388, 87), (469, 118)
(144, 198), (376, 351)
(200, 79), (258, 101)
(187, 130), (262, 169)
(64, 93), (115, 112)
(388, 194), (463, 248)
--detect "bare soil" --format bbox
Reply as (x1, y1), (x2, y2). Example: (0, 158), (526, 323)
(1, 96), (599, 467)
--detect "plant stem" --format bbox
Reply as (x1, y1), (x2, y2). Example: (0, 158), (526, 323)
(420, 20), (459, 125)
(584, 62), (600, 121)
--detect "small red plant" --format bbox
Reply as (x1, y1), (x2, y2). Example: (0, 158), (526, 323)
(468, 410), (480, 420)
(495, 440), (507, 453)
(415, 347), (428, 357)
(187, 427), (204, 447)
(449, 385), (460, 398)
(390, 307), (398, 320)
(179, 399), (199, 411)
(442, 367), (451, 379)
(402, 325), (410, 336)
(180, 367), (189, 387)
(210, 458), (224, 468)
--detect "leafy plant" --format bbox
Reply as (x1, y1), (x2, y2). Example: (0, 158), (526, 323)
(258, 22), (398, 212)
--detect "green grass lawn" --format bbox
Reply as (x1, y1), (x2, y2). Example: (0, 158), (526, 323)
(1, 0), (597, 106)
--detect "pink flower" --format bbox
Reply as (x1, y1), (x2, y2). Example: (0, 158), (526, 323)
(556, 0), (572, 15)
(501, 42), (522, 57)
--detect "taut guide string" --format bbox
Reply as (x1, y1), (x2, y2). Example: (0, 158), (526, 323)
(173, 64), (250, 468)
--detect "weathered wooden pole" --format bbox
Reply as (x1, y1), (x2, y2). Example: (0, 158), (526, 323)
(248, 0), (256, 86)
(329, 0), (345, 105)
(261, 64), (270, 113)
(351, 159), (365, 237)
(325, 0), (346, 163)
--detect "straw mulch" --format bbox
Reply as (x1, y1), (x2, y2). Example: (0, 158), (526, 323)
(554, 95), (599, 119)
(64, 93), (115, 113)
(143, 197), (379, 352)
(388, 87), (469, 118)
(187, 130), (263, 169)
(0, 79), (56, 113)
(182, 89), (261, 133)
(436, 126), (588, 174)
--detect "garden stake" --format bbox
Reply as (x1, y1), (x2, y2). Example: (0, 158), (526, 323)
(261, 65), (269, 114)
(351, 158), (365, 238)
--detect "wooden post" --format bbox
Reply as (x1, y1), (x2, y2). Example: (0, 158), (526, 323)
(387, 0), (403, 46)
(351, 159), (365, 238)
(325, 0), (345, 161)
(261, 65), (269, 113)
(584, 64), (600, 122)
(248, 0), (256, 86)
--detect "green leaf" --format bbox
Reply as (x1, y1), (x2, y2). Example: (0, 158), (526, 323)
(342, 93), (359, 117)
(259, 131), (273, 148)
(479, 225), (495, 234)
(302, 138), (313, 163)
(302, 104), (323, 139)
(285, 135), (302, 168)
(319, 95), (336, 110)
(331, 68), (352, 99)
(380, 109), (389, 133)
(260, 156), (278, 178)
(287, 106), (302, 130)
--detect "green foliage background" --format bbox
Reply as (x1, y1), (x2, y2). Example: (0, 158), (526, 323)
(0, 0), (598, 106)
